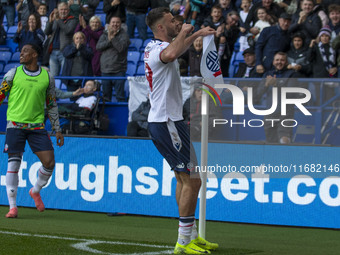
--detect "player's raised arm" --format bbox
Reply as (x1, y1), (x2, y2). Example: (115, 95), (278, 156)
(162, 25), (216, 63)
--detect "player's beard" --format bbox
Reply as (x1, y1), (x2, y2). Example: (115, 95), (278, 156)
(167, 27), (178, 40)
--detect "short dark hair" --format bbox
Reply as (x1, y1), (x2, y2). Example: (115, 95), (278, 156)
(146, 7), (170, 31)
(329, 4), (340, 14)
(25, 43), (41, 57)
(274, 51), (287, 58)
(211, 5), (223, 12)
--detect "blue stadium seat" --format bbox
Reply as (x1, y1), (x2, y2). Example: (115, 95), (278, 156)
(3, 62), (20, 73)
(126, 62), (136, 76)
(96, 1), (104, 13)
(7, 26), (18, 37)
(140, 38), (152, 52)
(129, 38), (143, 51)
(0, 63), (4, 74)
(10, 51), (20, 62)
(0, 51), (12, 64)
(147, 27), (153, 38)
(5, 39), (19, 53)
(127, 51), (140, 65)
(97, 13), (106, 25)
(135, 64), (145, 76)
(235, 51), (244, 62)
(140, 52), (144, 62)
(55, 79), (61, 89)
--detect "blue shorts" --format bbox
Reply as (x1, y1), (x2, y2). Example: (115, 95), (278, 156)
(148, 121), (197, 174)
(4, 128), (54, 154)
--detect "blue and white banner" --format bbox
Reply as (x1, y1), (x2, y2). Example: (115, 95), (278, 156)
(0, 135), (339, 228)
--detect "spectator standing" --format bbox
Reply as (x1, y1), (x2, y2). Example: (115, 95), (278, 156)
(37, 3), (48, 32)
(75, 15), (104, 76)
(220, 11), (240, 77)
(121, 0), (150, 41)
(255, 12), (291, 74)
(96, 16), (130, 102)
(244, 0), (283, 32)
(14, 13), (45, 52)
(239, 0), (252, 51)
(252, 6), (273, 41)
(308, 26), (337, 104)
(288, 0), (322, 45)
(45, 2), (78, 77)
(0, 0), (15, 27)
(328, 4), (340, 42)
(60, 0), (89, 21)
(16, 0), (40, 27)
(61, 31), (93, 94)
(84, 0), (100, 23)
(202, 5), (226, 61)
(103, 0), (125, 25)
(286, 32), (311, 77)
(218, 0), (237, 17)
(179, 36), (203, 76)
(255, 52), (298, 144)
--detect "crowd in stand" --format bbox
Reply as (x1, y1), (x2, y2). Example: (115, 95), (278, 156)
(0, 0), (340, 103)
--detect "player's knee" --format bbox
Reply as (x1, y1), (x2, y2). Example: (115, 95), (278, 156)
(191, 177), (201, 191)
(44, 159), (55, 170)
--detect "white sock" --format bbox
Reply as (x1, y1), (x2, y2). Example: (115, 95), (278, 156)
(33, 165), (53, 193)
(6, 155), (22, 209)
(191, 219), (198, 240)
(178, 216), (194, 246)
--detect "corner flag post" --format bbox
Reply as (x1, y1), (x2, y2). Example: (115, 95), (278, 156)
(199, 34), (225, 238)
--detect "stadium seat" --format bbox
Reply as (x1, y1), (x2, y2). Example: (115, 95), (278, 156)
(5, 39), (19, 53)
(126, 62), (136, 76)
(10, 51), (20, 62)
(140, 52), (144, 62)
(234, 51), (244, 62)
(7, 26), (18, 37)
(55, 79), (61, 89)
(96, 1), (104, 13)
(147, 27), (153, 38)
(127, 51), (140, 65)
(129, 38), (143, 51)
(3, 62), (20, 73)
(97, 13), (106, 26)
(0, 63), (4, 74)
(135, 64), (145, 76)
(140, 38), (152, 52)
(0, 46), (11, 52)
(0, 51), (12, 64)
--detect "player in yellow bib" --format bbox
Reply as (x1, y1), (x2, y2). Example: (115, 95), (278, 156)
(0, 43), (64, 218)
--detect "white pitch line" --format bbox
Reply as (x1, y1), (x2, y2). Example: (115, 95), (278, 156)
(0, 230), (173, 255)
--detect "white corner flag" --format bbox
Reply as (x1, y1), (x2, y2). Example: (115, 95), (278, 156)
(198, 34), (224, 239)
(200, 35), (224, 88)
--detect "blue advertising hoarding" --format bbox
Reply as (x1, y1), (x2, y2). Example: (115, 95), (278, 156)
(0, 134), (339, 229)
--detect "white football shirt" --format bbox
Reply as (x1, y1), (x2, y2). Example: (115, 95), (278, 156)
(144, 39), (183, 122)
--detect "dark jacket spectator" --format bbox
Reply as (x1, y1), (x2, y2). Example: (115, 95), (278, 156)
(103, 0), (126, 24)
(62, 31), (93, 92)
(286, 32), (311, 77)
(84, 0), (100, 23)
(244, 0), (283, 31)
(0, 25), (6, 45)
(127, 98), (151, 137)
(96, 16), (130, 102)
(255, 14), (291, 73)
(14, 13), (45, 52)
(288, 0), (322, 45)
(75, 15), (104, 76)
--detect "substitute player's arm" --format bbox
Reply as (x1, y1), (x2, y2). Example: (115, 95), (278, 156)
(0, 68), (16, 106)
(45, 72), (64, 147)
(161, 25), (215, 63)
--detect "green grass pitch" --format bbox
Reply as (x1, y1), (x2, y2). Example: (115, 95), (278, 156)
(0, 206), (339, 255)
